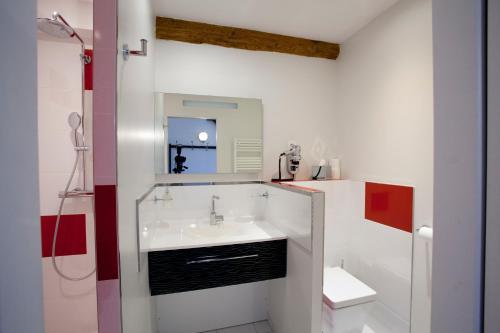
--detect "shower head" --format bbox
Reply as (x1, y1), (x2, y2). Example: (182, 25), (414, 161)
(68, 112), (82, 130)
(37, 13), (75, 39)
(68, 112), (84, 148)
(37, 12), (87, 46)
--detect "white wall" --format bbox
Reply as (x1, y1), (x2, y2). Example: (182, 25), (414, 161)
(155, 41), (339, 182)
(117, 0), (157, 332)
(0, 1), (44, 332)
(335, 0), (434, 331)
(38, 0), (92, 30)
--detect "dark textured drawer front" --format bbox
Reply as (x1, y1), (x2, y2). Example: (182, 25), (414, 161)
(148, 239), (287, 296)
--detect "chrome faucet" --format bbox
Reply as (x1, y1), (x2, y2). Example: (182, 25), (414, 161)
(210, 195), (224, 225)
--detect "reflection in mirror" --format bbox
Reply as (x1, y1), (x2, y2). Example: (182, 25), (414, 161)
(167, 117), (217, 174)
(155, 93), (263, 175)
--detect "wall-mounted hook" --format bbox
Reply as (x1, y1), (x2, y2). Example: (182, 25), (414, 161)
(122, 39), (148, 60)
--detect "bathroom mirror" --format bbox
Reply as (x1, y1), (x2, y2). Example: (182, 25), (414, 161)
(154, 93), (263, 175)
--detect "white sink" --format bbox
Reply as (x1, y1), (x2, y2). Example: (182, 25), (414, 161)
(140, 217), (286, 252)
(185, 223), (243, 238)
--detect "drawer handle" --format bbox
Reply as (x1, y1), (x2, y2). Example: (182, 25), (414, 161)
(186, 254), (259, 265)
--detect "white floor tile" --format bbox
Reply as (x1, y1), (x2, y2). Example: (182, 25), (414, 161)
(254, 321), (273, 333)
(217, 323), (256, 333)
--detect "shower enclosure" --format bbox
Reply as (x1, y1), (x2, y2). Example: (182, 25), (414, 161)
(37, 2), (97, 332)
(38, 10), (94, 281)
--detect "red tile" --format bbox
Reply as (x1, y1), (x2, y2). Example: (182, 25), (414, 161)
(40, 214), (87, 257)
(85, 49), (93, 90)
(365, 182), (413, 233)
(94, 184), (119, 281)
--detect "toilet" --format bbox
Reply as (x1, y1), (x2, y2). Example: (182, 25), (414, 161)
(322, 267), (377, 333)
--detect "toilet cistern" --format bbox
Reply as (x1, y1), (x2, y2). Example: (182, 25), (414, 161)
(210, 195), (224, 225)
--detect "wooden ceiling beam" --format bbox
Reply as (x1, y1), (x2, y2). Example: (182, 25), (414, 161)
(156, 17), (340, 60)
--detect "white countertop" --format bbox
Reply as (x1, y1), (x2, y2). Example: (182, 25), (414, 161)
(140, 216), (287, 252)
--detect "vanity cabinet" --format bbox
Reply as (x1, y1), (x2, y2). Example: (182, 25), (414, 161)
(148, 239), (287, 295)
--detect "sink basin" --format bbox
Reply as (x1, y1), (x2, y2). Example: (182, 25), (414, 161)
(185, 223), (243, 238)
(141, 217), (287, 252)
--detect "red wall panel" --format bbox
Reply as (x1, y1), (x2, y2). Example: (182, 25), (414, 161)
(40, 214), (87, 257)
(365, 182), (413, 233)
(94, 184), (119, 281)
(84, 49), (93, 90)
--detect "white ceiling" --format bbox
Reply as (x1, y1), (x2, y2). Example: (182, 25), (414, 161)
(152, 0), (399, 43)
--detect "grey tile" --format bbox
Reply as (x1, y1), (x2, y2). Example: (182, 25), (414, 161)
(254, 321), (273, 333)
(217, 323), (256, 333)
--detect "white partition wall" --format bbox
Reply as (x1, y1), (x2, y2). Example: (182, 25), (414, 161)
(265, 184), (324, 333)
(117, 0), (157, 332)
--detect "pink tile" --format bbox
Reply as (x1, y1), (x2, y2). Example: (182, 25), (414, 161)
(93, 0), (117, 96)
(93, 1), (120, 332)
(93, 49), (118, 92)
(41, 256), (96, 301)
(93, 87), (116, 115)
(97, 279), (121, 333)
(44, 296), (98, 333)
(93, 113), (117, 185)
(93, 0), (117, 184)
(93, 0), (117, 49)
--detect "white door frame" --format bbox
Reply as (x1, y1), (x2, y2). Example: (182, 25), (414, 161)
(431, 0), (486, 332)
(484, 0), (500, 332)
(0, 1), (44, 332)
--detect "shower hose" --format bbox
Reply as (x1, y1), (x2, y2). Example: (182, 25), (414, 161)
(52, 148), (96, 281)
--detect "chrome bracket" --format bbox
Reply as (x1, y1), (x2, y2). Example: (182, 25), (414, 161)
(81, 54), (92, 65)
(122, 39), (148, 60)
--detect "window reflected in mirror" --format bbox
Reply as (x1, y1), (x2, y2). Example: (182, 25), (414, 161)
(167, 117), (217, 174)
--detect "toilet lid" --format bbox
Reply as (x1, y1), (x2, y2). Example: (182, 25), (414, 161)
(323, 267), (376, 309)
